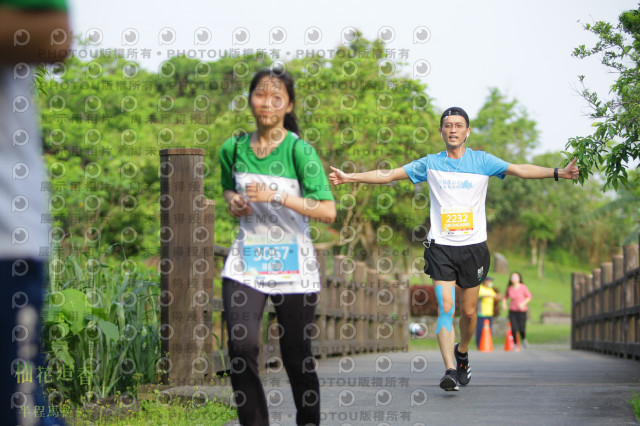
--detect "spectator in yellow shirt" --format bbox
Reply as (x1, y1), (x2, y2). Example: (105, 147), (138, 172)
(476, 276), (501, 348)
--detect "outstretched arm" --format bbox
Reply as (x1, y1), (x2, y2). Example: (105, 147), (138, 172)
(329, 166), (409, 185)
(505, 158), (579, 180)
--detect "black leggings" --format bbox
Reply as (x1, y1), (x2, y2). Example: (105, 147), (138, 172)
(222, 279), (320, 426)
(509, 310), (527, 342)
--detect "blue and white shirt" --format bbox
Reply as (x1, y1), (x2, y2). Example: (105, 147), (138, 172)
(403, 148), (509, 246)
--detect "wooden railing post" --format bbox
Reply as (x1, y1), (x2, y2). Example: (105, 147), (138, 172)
(593, 268), (602, 346)
(366, 267), (377, 352)
(333, 255), (347, 355)
(353, 261), (367, 353)
(583, 275), (596, 347)
(314, 248), (329, 359)
(159, 148), (213, 386)
(613, 254), (624, 355)
(375, 275), (394, 351)
(196, 198), (215, 377)
(571, 273), (578, 349)
(623, 244), (639, 358)
(577, 273), (582, 345)
(395, 272), (410, 350)
(602, 262), (613, 351)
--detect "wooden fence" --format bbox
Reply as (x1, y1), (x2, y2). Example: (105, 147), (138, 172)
(572, 234), (640, 359)
(159, 148), (409, 386)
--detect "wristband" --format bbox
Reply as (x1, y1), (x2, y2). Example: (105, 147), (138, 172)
(554, 168), (558, 181)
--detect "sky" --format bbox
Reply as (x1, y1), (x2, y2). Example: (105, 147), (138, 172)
(67, 0), (638, 156)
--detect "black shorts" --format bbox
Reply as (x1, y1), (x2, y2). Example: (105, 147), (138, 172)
(423, 240), (490, 289)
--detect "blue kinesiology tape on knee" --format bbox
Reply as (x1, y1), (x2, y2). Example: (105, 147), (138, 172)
(435, 285), (455, 334)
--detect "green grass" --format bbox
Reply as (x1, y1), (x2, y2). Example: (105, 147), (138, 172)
(63, 399), (237, 426)
(409, 336), (442, 350)
(483, 253), (588, 321)
(409, 323), (570, 351)
(525, 323), (571, 345)
(629, 391), (640, 422)
(627, 391), (640, 421)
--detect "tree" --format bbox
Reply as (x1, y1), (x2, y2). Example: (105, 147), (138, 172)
(578, 169), (640, 246)
(469, 91), (633, 267)
(287, 37), (441, 267)
(568, 6), (640, 190)
(471, 88), (539, 163)
(470, 88), (540, 226)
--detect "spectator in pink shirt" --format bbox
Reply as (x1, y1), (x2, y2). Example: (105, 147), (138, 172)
(502, 272), (532, 349)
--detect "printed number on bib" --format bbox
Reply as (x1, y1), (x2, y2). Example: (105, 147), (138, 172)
(441, 207), (474, 236)
(244, 235), (300, 275)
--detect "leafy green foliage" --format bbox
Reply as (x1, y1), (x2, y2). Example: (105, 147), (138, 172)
(285, 38), (442, 263)
(472, 92), (629, 266)
(576, 169), (640, 245)
(471, 88), (540, 225)
(38, 37), (443, 268)
(43, 242), (161, 405)
(37, 34), (635, 271)
(568, 6), (640, 190)
(471, 88), (539, 163)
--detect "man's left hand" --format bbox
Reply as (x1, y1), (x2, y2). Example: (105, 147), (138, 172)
(562, 157), (580, 180)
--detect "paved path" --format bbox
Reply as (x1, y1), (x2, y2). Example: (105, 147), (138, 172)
(173, 345), (640, 425)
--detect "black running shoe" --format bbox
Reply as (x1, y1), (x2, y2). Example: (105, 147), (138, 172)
(439, 369), (459, 391)
(454, 343), (471, 386)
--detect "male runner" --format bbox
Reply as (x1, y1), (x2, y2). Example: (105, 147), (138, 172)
(329, 106), (579, 391)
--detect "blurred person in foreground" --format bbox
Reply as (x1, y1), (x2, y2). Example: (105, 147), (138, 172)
(1, 1), (70, 424)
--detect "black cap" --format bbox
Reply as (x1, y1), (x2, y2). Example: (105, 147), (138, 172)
(440, 107), (469, 128)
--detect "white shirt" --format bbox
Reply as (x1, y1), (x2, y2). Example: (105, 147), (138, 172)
(403, 148), (510, 246)
(0, 67), (50, 260)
